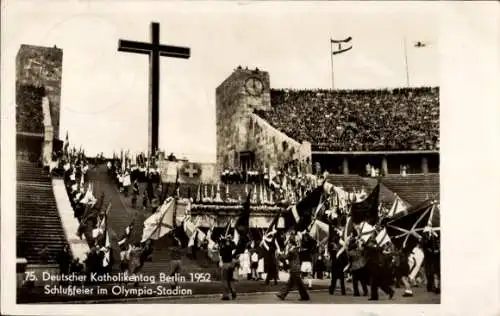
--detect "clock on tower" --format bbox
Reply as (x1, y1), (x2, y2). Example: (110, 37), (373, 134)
(245, 77), (264, 96)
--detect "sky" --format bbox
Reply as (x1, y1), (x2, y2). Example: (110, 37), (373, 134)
(3, 1), (439, 162)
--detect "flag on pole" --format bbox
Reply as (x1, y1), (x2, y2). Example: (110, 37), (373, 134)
(260, 211), (281, 251)
(223, 219), (232, 238)
(331, 37), (353, 55)
(385, 199), (437, 253)
(283, 184), (324, 232)
(414, 41), (429, 48)
(141, 197), (176, 242)
(233, 191), (252, 256)
(350, 183), (380, 226)
(63, 132), (69, 157)
(102, 229), (111, 267)
(388, 194), (408, 217)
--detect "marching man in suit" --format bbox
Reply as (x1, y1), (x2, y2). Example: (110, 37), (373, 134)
(276, 232), (311, 301)
(364, 237), (395, 301)
(422, 229), (441, 294)
(219, 236), (237, 300)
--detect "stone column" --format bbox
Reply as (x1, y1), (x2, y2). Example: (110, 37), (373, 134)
(342, 157), (349, 175)
(421, 156), (429, 174)
(381, 156), (388, 176)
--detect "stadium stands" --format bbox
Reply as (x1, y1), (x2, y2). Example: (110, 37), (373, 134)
(256, 87), (439, 152)
(381, 174), (440, 206)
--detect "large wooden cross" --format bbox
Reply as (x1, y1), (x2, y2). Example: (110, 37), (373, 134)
(118, 22), (190, 155)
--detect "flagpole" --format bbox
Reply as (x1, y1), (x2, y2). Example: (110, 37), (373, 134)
(330, 38), (335, 90)
(403, 37), (410, 87)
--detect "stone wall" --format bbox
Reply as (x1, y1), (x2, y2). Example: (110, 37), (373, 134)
(248, 113), (311, 171)
(16, 44), (63, 139)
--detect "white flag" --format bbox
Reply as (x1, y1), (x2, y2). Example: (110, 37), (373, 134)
(141, 197), (175, 242)
(102, 232), (111, 267)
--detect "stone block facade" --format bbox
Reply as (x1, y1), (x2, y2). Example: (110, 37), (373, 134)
(215, 67), (312, 175)
(16, 44), (63, 139)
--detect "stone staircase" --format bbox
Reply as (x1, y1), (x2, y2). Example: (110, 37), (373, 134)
(325, 174), (375, 192)
(17, 160), (69, 264)
(325, 174), (395, 208)
(381, 174), (440, 206)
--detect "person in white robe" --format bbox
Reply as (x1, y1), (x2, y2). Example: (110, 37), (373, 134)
(239, 249), (251, 279)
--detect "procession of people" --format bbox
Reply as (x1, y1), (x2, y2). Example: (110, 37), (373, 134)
(46, 141), (441, 303)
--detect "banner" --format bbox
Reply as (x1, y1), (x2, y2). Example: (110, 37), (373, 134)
(158, 160), (217, 184)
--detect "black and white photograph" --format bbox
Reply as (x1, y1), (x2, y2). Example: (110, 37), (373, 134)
(1, 0), (499, 314)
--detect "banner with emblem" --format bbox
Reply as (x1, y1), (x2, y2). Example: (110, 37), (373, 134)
(179, 162), (202, 183)
(158, 160), (217, 184)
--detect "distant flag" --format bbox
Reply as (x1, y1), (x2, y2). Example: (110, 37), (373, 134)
(414, 41), (430, 48)
(269, 166), (280, 190)
(331, 37), (353, 55)
(63, 132), (69, 156)
(196, 184), (202, 203)
(259, 185), (264, 204)
(252, 185), (258, 203)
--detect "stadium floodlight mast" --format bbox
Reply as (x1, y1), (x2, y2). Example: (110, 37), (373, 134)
(330, 37), (353, 90)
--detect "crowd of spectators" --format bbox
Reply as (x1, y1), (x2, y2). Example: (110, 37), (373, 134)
(16, 84), (45, 134)
(256, 87), (439, 152)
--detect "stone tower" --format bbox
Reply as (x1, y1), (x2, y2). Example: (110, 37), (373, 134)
(16, 44), (63, 139)
(215, 66), (311, 175)
(215, 67), (271, 174)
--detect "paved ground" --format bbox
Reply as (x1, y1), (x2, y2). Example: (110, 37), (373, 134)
(95, 286), (439, 304)
(29, 278), (438, 304)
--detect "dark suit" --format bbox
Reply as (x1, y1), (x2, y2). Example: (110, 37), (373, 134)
(329, 243), (347, 295)
(220, 240), (236, 300)
(423, 235), (440, 293)
(278, 245), (310, 300)
(348, 246), (369, 296)
(364, 244), (394, 300)
(264, 248), (279, 285)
